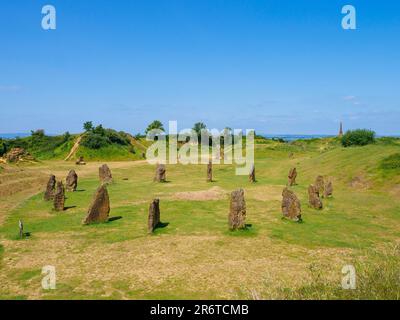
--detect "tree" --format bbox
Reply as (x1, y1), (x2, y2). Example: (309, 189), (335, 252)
(63, 131), (71, 143)
(192, 122), (207, 136)
(31, 129), (45, 138)
(83, 121), (94, 132)
(145, 120), (165, 134)
(93, 124), (106, 136)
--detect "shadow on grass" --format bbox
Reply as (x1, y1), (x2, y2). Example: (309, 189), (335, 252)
(108, 216), (123, 222)
(152, 222), (170, 234)
(64, 206), (77, 211)
(225, 224), (258, 237)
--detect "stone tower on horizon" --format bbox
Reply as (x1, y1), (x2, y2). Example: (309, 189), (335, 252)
(338, 122), (343, 137)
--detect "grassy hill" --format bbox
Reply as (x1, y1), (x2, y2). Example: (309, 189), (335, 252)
(0, 129), (148, 162)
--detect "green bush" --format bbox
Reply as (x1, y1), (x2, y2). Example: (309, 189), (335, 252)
(380, 153), (400, 170)
(341, 129), (376, 147)
(106, 130), (130, 146)
(0, 139), (6, 156)
(80, 123), (131, 150)
(81, 133), (110, 149)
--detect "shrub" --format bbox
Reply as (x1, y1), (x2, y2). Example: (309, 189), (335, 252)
(380, 153), (400, 170)
(0, 139), (6, 156)
(81, 133), (110, 149)
(341, 129), (376, 147)
(106, 130), (130, 146)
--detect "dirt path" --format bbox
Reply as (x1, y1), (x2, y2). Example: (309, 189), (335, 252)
(64, 135), (83, 161)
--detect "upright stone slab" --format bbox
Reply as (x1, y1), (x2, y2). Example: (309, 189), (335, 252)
(66, 170), (78, 192)
(324, 181), (333, 198)
(76, 156), (86, 165)
(99, 164), (112, 184)
(288, 167), (297, 186)
(154, 164), (166, 182)
(44, 174), (56, 201)
(281, 187), (302, 221)
(315, 175), (325, 196)
(308, 184), (323, 209)
(83, 185), (110, 224)
(53, 181), (65, 211)
(19, 220), (24, 239)
(249, 164), (256, 183)
(229, 189), (246, 230)
(207, 161), (212, 182)
(148, 199), (161, 233)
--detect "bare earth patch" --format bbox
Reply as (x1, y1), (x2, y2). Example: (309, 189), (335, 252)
(349, 175), (371, 190)
(172, 186), (227, 201)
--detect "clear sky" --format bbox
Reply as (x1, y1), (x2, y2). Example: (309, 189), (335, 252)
(0, 0), (399, 135)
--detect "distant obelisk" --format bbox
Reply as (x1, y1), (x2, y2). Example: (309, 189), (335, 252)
(338, 122), (343, 137)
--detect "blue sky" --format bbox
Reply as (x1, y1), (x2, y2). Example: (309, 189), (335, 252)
(0, 0), (399, 135)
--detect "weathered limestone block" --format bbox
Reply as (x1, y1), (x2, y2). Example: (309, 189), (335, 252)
(148, 199), (161, 233)
(281, 187), (302, 221)
(4, 148), (33, 163)
(99, 164), (112, 184)
(83, 185), (110, 224)
(249, 164), (256, 183)
(53, 181), (65, 211)
(308, 184), (323, 210)
(315, 175), (325, 196)
(66, 170), (78, 192)
(324, 181), (333, 198)
(229, 189), (246, 230)
(207, 161), (213, 182)
(75, 156), (86, 165)
(288, 167), (297, 186)
(154, 164), (166, 182)
(44, 174), (56, 201)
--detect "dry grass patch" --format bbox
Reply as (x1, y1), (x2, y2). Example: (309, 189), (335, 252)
(172, 186), (227, 201)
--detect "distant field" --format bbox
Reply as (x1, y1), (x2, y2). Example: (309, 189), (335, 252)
(0, 139), (399, 299)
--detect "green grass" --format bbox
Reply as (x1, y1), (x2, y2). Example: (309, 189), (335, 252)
(266, 245), (400, 300)
(75, 144), (143, 161)
(380, 153), (400, 170)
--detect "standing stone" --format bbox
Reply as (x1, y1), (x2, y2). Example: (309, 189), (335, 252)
(19, 220), (24, 239)
(249, 164), (256, 183)
(207, 161), (213, 182)
(44, 175), (56, 201)
(288, 167), (297, 186)
(53, 181), (65, 211)
(324, 181), (333, 198)
(83, 185), (110, 224)
(75, 156), (86, 165)
(148, 199), (161, 233)
(315, 175), (325, 196)
(281, 188), (302, 221)
(229, 189), (246, 230)
(99, 164), (112, 184)
(66, 170), (78, 192)
(308, 184), (323, 210)
(154, 164), (166, 182)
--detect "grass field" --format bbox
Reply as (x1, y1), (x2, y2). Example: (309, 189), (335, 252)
(0, 139), (399, 300)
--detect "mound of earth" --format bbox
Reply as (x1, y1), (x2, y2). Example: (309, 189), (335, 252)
(173, 186), (227, 201)
(1, 148), (35, 163)
(349, 175), (371, 190)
